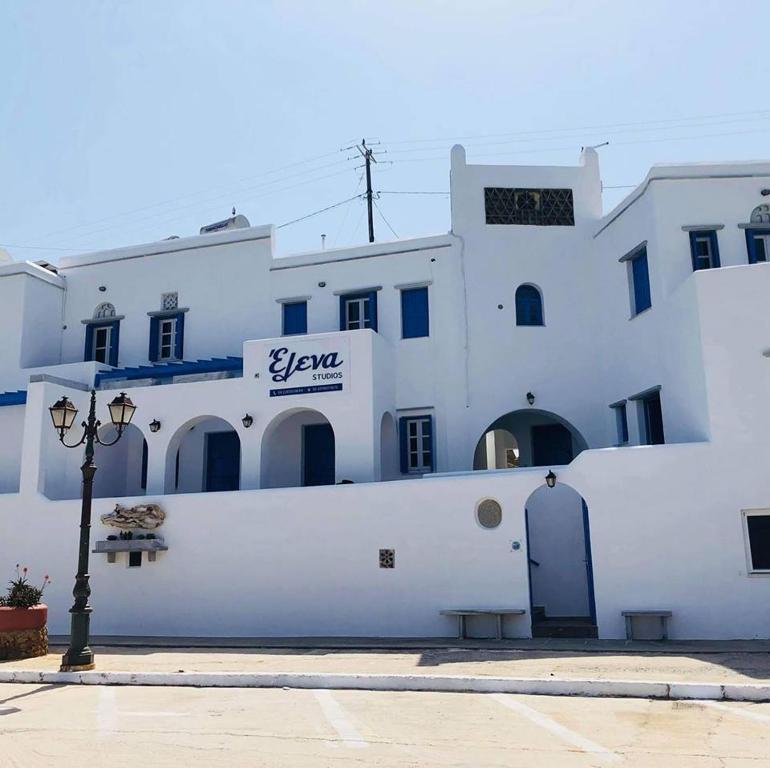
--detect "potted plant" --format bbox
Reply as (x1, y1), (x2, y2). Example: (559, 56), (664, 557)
(0, 565), (50, 660)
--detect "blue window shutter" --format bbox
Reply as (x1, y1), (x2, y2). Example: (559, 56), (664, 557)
(709, 230), (721, 267)
(283, 302), (307, 335)
(148, 317), (160, 362)
(84, 324), (94, 362)
(688, 231), (699, 271)
(423, 415), (434, 471)
(632, 251), (651, 314)
(368, 290), (378, 332)
(746, 229), (757, 264)
(515, 285), (543, 326)
(109, 321), (120, 367)
(399, 417), (408, 473)
(174, 312), (185, 359)
(401, 287), (429, 338)
(339, 295), (346, 331)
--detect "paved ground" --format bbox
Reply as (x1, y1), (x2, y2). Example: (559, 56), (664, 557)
(1, 682), (770, 766)
(4, 644), (770, 683)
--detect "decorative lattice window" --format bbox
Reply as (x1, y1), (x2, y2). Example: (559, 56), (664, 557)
(93, 302), (116, 320)
(485, 187), (574, 226)
(161, 292), (179, 311)
(379, 549), (395, 569)
(750, 204), (770, 224)
(476, 499), (503, 529)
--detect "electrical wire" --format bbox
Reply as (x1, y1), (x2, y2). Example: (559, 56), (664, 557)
(373, 199), (399, 239)
(277, 195), (363, 229)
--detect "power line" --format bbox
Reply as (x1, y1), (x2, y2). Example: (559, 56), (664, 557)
(381, 108), (770, 146)
(0, 242), (82, 252)
(373, 199), (398, 239)
(277, 195), (363, 229)
(378, 190), (449, 195)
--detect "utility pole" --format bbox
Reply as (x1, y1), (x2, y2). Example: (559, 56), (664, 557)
(359, 139), (376, 243)
(343, 138), (388, 243)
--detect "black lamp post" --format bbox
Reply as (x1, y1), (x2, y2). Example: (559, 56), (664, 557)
(49, 389), (137, 672)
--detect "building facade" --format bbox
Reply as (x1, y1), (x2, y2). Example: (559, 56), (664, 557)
(2, 146), (770, 640)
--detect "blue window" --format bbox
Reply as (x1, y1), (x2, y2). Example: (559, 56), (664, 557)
(84, 321), (120, 366)
(149, 313), (184, 362)
(612, 402), (629, 444)
(746, 230), (770, 264)
(689, 230), (720, 271)
(399, 415), (434, 473)
(401, 287), (429, 339)
(515, 284), (543, 326)
(629, 248), (651, 315)
(283, 301), (307, 336)
(640, 391), (665, 445)
(340, 291), (378, 332)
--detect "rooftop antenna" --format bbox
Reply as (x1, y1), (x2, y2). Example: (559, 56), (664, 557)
(232, 206), (236, 216)
(582, 141), (609, 151)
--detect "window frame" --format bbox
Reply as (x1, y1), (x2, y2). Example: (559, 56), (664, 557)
(628, 247), (651, 316)
(515, 284), (544, 327)
(340, 291), (378, 332)
(282, 300), (308, 336)
(149, 311), (185, 362)
(745, 229), (770, 265)
(639, 391), (665, 445)
(399, 415), (434, 474)
(689, 230), (721, 271)
(611, 401), (629, 445)
(742, 509), (770, 575)
(84, 320), (120, 367)
(400, 286), (430, 339)
(158, 317), (178, 361)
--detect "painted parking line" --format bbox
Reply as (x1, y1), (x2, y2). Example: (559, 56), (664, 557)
(313, 689), (368, 749)
(491, 694), (619, 761)
(700, 700), (770, 724)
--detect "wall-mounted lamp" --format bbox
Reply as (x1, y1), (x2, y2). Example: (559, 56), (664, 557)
(526, 392), (535, 406)
(149, 419), (161, 433)
(242, 414), (254, 429)
(318, 281), (326, 288)
(545, 470), (557, 489)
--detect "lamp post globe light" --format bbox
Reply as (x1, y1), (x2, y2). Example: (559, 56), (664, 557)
(49, 389), (137, 672)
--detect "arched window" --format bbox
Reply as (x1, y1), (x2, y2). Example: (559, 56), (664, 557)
(750, 204), (770, 224)
(515, 285), (543, 326)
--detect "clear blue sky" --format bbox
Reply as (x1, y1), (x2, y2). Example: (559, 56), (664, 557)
(2, 0), (769, 261)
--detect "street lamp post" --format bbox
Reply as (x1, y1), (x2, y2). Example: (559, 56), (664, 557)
(49, 389), (137, 672)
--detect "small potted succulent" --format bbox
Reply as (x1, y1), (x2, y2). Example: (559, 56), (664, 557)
(0, 565), (51, 660)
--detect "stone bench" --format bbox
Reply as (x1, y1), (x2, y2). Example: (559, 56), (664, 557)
(622, 610), (672, 641)
(441, 609), (526, 640)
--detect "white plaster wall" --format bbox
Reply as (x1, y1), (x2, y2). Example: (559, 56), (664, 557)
(0, 471), (531, 638)
(261, 409), (329, 489)
(526, 484), (589, 618)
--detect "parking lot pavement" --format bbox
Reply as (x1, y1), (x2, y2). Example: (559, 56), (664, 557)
(2, 683), (770, 767)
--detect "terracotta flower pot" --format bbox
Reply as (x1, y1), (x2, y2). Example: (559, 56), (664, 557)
(0, 604), (48, 632)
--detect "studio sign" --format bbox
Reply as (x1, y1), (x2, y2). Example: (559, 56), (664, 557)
(268, 344), (346, 397)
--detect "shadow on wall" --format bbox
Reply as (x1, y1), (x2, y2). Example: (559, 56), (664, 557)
(165, 416), (241, 494)
(473, 409), (586, 470)
(261, 408), (335, 489)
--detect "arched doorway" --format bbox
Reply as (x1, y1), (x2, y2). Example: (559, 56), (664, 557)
(473, 409), (586, 469)
(525, 483), (596, 638)
(261, 408), (335, 489)
(93, 423), (148, 499)
(379, 412), (399, 481)
(165, 416), (241, 494)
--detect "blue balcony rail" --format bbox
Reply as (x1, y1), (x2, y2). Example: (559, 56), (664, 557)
(0, 390), (27, 407)
(95, 357), (243, 387)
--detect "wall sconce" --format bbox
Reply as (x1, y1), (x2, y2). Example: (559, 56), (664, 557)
(526, 392), (535, 406)
(149, 419), (161, 433)
(545, 470), (557, 489)
(242, 414), (254, 428)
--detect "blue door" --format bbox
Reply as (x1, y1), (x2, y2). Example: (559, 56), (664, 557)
(582, 499), (597, 623)
(303, 424), (335, 486)
(205, 431), (240, 492)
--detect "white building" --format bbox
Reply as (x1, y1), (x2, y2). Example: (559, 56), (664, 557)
(2, 145), (770, 640)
